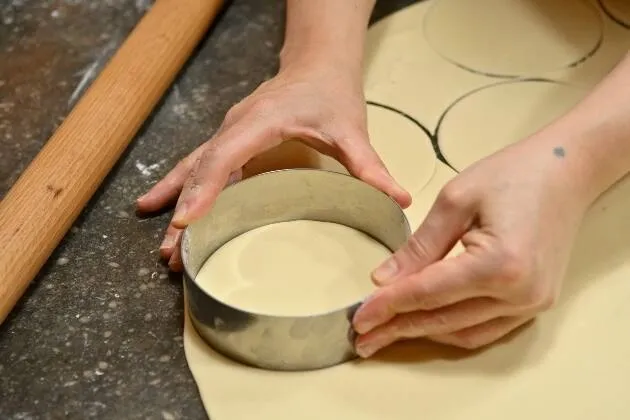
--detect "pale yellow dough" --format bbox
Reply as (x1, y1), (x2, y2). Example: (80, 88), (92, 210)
(439, 80), (587, 171)
(424, 0), (602, 77)
(601, 0), (630, 27)
(184, 0), (630, 418)
(194, 221), (391, 317)
(185, 171), (630, 419)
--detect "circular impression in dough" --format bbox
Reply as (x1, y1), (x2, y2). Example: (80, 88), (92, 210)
(424, 0), (602, 78)
(242, 103), (437, 195)
(437, 80), (587, 171)
(365, 103), (437, 194)
(194, 220), (391, 316)
(600, 0), (630, 28)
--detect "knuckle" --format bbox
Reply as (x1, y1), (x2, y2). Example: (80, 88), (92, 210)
(491, 246), (557, 312)
(537, 292), (557, 311)
(409, 282), (442, 310)
(405, 234), (433, 262)
(223, 102), (243, 124)
(495, 246), (530, 286)
(395, 316), (422, 337)
(200, 144), (219, 161)
(176, 156), (192, 170)
(524, 284), (557, 312)
(437, 182), (468, 212)
(424, 311), (449, 330)
(250, 97), (277, 118)
(187, 155), (202, 179)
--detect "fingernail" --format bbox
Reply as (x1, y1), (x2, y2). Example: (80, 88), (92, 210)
(355, 342), (377, 358)
(168, 255), (182, 272)
(160, 235), (175, 251)
(372, 258), (399, 285)
(353, 312), (378, 335)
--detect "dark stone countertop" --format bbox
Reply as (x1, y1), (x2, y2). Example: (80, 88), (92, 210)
(0, 0), (415, 419)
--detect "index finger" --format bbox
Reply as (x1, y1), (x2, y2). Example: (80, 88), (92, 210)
(353, 252), (489, 334)
(171, 120), (280, 228)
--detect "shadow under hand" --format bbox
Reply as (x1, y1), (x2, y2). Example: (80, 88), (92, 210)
(364, 320), (538, 376)
(362, 174), (630, 375)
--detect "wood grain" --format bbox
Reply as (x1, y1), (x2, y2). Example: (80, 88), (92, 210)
(0, 0), (225, 324)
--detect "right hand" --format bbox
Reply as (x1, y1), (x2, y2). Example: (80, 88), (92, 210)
(136, 65), (411, 270)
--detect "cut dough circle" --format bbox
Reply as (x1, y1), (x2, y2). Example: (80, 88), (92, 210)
(438, 80), (587, 171)
(424, 0), (602, 78)
(194, 221), (390, 317)
(243, 103), (437, 195)
(600, 0), (630, 28)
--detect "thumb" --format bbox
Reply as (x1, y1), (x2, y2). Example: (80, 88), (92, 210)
(337, 134), (412, 209)
(372, 184), (475, 286)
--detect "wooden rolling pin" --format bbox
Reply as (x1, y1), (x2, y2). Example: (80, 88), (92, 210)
(0, 0), (225, 324)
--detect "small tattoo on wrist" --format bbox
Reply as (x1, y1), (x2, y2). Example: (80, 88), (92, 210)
(553, 146), (565, 158)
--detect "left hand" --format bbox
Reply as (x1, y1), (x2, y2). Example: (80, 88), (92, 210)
(352, 137), (593, 356)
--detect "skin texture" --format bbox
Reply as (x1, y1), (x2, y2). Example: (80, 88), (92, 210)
(138, 0), (630, 353)
(136, 0), (409, 271)
(353, 52), (630, 356)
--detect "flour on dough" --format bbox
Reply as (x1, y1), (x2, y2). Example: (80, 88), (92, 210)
(194, 221), (391, 317)
(424, 0), (602, 78)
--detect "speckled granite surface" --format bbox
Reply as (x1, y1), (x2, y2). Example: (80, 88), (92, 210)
(0, 0), (415, 419)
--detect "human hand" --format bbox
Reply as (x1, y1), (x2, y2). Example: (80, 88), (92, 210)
(136, 66), (411, 271)
(352, 138), (592, 356)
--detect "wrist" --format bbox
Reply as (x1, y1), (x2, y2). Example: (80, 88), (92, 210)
(279, 44), (364, 81)
(527, 118), (628, 209)
(278, 48), (364, 94)
(545, 53), (630, 205)
(279, 0), (375, 85)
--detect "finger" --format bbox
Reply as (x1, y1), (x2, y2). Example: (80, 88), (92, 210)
(168, 232), (184, 272)
(354, 297), (508, 358)
(136, 149), (204, 213)
(159, 225), (183, 260)
(428, 316), (533, 350)
(372, 183), (475, 285)
(172, 121), (278, 228)
(354, 252), (490, 334)
(336, 135), (412, 209)
(163, 167), (241, 261)
(167, 170), (242, 272)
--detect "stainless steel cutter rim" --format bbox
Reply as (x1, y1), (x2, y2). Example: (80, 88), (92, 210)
(180, 168), (411, 371)
(181, 168), (411, 319)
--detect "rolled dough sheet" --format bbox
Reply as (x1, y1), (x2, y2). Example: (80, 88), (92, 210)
(545, 1), (630, 86)
(184, 171), (630, 419)
(600, 0), (630, 28)
(363, 3), (492, 131)
(194, 221), (392, 317)
(424, 0), (602, 78)
(363, 0), (629, 131)
(438, 80), (588, 171)
(183, 0), (630, 418)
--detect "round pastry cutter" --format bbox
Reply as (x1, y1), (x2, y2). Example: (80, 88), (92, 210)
(181, 169), (410, 371)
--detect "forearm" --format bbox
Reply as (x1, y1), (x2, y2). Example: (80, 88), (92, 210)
(540, 53), (630, 204)
(279, 0), (376, 78)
